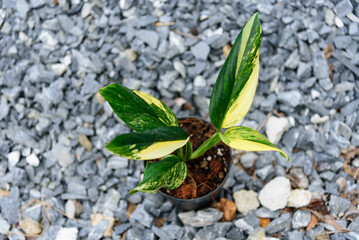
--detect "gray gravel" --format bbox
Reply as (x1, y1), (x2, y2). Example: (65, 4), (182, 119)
(1, 0), (359, 239)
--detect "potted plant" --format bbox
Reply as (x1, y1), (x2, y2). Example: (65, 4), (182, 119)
(99, 13), (288, 210)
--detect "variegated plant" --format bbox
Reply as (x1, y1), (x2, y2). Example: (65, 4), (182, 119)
(99, 13), (289, 195)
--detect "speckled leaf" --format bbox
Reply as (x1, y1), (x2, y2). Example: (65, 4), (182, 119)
(99, 83), (177, 131)
(209, 13), (262, 129)
(105, 126), (189, 160)
(219, 126), (289, 161)
(129, 155), (187, 194)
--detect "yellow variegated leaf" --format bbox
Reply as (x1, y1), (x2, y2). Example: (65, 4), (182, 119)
(209, 13), (262, 129)
(220, 126), (289, 161)
(129, 155), (187, 194)
(222, 57), (259, 128)
(105, 126), (189, 160)
(133, 90), (177, 128)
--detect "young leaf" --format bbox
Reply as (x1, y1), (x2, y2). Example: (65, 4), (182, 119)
(129, 155), (187, 194)
(209, 13), (262, 129)
(105, 126), (189, 160)
(99, 83), (178, 131)
(219, 126), (289, 161)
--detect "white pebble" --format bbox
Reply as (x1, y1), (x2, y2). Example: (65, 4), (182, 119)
(8, 151), (20, 168)
(26, 153), (40, 167)
(55, 227), (78, 240)
(258, 176), (291, 211)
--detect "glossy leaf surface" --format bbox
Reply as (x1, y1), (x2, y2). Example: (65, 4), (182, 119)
(100, 83), (177, 131)
(105, 126), (189, 160)
(209, 13), (262, 129)
(220, 126), (289, 161)
(129, 155), (187, 194)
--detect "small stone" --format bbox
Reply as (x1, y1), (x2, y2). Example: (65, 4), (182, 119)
(341, 100), (359, 116)
(78, 134), (93, 152)
(51, 144), (73, 168)
(289, 167), (309, 189)
(91, 214), (114, 238)
(20, 217), (42, 235)
(335, 0), (353, 17)
(1, 22), (12, 34)
(278, 91), (302, 107)
(81, 77), (101, 96)
(240, 152), (257, 169)
(255, 207), (280, 219)
(292, 210), (311, 229)
(265, 213), (291, 234)
(173, 61), (186, 78)
(36, 118), (51, 134)
(313, 51), (330, 79)
(51, 63), (68, 75)
(55, 227), (78, 240)
(335, 82), (355, 92)
(284, 49), (300, 69)
(107, 156), (128, 169)
(287, 189), (312, 208)
(8, 151), (20, 168)
(81, 3), (93, 18)
(16, 0), (30, 19)
(194, 75), (207, 87)
(130, 204), (154, 228)
(26, 153), (40, 167)
(248, 227), (266, 240)
(103, 189), (120, 212)
(0, 215), (10, 234)
(319, 78), (333, 91)
(233, 190), (259, 215)
(234, 219), (255, 235)
(265, 116), (290, 144)
(191, 42), (210, 60)
(65, 200), (82, 219)
(217, 198), (236, 221)
(259, 177), (291, 211)
(334, 121), (352, 140)
(124, 49), (137, 62)
(206, 33), (230, 49)
(329, 195), (351, 217)
(178, 208), (223, 227)
(310, 114), (329, 124)
(135, 30), (159, 49)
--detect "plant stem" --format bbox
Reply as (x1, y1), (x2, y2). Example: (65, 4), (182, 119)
(184, 141), (193, 162)
(177, 147), (184, 161)
(189, 132), (222, 160)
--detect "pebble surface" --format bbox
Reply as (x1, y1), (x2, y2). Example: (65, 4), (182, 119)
(1, 0), (359, 239)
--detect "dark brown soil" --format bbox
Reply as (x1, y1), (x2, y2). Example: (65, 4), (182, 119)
(160, 118), (231, 199)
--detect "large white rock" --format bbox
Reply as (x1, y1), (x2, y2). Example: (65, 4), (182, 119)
(233, 190), (260, 215)
(287, 189), (312, 208)
(265, 116), (290, 144)
(258, 177), (291, 211)
(55, 227), (78, 240)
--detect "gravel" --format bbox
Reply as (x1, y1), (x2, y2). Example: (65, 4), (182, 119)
(1, 0), (359, 239)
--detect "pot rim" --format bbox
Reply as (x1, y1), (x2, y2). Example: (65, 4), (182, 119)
(157, 116), (233, 202)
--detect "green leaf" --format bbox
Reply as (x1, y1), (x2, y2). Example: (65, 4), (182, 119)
(209, 13), (262, 129)
(99, 83), (178, 131)
(105, 126), (189, 160)
(219, 126), (289, 161)
(129, 155), (187, 194)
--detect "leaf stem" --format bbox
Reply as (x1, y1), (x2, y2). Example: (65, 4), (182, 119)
(184, 141), (193, 162)
(189, 132), (221, 160)
(177, 147), (184, 161)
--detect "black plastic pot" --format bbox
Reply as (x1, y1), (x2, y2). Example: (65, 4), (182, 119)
(158, 163), (232, 211)
(156, 117), (233, 211)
